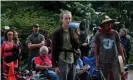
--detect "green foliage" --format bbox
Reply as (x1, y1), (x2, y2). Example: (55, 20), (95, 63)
(65, 2), (95, 19)
(1, 1), (133, 70)
(1, 2), (59, 34)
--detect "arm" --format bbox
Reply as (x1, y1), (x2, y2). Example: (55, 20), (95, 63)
(33, 35), (45, 48)
(71, 29), (79, 50)
(94, 33), (100, 68)
(1, 43), (4, 60)
(94, 41), (100, 68)
(35, 64), (52, 70)
(27, 35), (45, 49)
(28, 41), (44, 49)
(52, 32), (58, 67)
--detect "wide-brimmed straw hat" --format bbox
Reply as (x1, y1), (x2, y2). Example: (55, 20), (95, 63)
(100, 15), (115, 27)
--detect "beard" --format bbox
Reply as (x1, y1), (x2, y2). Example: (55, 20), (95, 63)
(33, 32), (39, 36)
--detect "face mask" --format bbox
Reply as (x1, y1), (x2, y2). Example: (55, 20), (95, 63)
(33, 32), (39, 36)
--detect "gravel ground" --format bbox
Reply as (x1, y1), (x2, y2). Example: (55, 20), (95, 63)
(128, 70), (133, 80)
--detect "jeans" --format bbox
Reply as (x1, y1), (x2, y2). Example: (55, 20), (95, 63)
(44, 70), (59, 80)
(58, 59), (75, 80)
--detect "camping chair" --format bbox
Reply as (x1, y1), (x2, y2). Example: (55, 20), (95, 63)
(30, 57), (51, 80)
(83, 56), (102, 80)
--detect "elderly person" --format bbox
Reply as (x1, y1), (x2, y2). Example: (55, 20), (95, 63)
(34, 46), (59, 80)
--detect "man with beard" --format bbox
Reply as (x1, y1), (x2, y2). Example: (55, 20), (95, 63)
(94, 15), (125, 80)
(26, 24), (45, 70)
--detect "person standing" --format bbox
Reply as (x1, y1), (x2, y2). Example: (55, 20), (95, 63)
(120, 29), (131, 64)
(94, 15), (125, 80)
(26, 24), (45, 70)
(1, 29), (21, 80)
(52, 10), (79, 80)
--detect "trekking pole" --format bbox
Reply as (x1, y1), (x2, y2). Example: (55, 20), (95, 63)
(99, 70), (106, 80)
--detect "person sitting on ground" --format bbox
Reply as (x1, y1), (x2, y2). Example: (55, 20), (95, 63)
(34, 46), (59, 80)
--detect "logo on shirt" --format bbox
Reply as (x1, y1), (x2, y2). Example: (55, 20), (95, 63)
(103, 38), (114, 49)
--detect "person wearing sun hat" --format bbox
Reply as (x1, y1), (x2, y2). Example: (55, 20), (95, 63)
(94, 15), (125, 80)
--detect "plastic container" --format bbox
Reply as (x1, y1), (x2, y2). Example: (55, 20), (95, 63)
(69, 22), (80, 29)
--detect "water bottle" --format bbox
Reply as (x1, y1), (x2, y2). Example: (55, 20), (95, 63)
(32, 71), (36, 80)
(36, 73), (40, 80)
(69, 22), (80, 29)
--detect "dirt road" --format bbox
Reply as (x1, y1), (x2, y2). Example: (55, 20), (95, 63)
(128, 70), (133, 80)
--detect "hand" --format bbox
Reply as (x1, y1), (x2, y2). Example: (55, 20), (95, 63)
(55, 67), (60, 76)
(81, 65), (89, 70)
(82, 43), (88, 46)
(72, 29), (79, 40)
(40, 43), (44, 46)
(85, 65), (90, 69)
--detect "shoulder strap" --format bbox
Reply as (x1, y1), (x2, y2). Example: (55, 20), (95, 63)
(40, 56), (48, 66)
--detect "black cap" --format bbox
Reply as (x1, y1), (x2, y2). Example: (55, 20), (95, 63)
(33, 24), (39, 28)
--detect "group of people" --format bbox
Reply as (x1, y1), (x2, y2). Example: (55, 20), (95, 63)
(1, 10), (131, 80)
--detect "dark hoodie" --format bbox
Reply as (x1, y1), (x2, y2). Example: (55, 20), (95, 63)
(52, 27), (79, 67)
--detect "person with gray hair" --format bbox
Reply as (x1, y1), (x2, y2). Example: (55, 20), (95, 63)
(34, 46), (59, 80)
